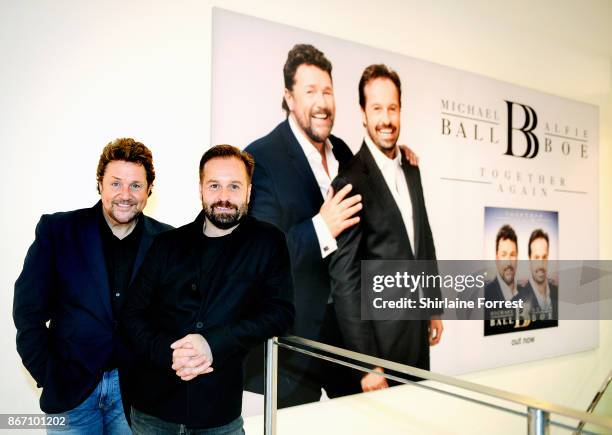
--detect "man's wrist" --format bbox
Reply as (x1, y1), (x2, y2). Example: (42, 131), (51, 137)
(312, 213), (337, 258)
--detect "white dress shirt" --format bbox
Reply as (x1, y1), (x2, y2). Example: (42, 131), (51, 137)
(363, 134), (415, 251)
(288, 114), (339, 259)
(495, 274), (518, 301)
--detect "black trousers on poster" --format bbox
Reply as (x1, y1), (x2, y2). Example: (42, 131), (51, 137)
(245, 303), (361, 408)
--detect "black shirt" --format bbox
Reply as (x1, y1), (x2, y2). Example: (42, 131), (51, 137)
(99, 210), (144, 371)
(199, 233), (230, 286)
(99, 211), (144, 317)
(181, 232), (231, 317)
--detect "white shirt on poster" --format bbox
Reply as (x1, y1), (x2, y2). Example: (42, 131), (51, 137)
(363, 133), (415, 251)
(287, 114), (339, 259)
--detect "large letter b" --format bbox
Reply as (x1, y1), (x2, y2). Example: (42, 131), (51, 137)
(505, 100), (538, 158)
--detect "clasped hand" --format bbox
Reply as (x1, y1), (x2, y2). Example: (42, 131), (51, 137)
(170, 334), (214, 381)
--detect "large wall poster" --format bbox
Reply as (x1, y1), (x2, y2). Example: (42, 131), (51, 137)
(211, 8), (599, 374)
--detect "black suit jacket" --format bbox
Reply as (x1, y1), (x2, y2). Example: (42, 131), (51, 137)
(245, 119), (353, 340)
(13, 201), (171, 414)
(243, 120), (353, 401)
(329, 143), (439, 369)
(484, 278), (511, 335)
(484, 278), (501, 302)
(121, 213), (294, 428)
(521, 280), (558, 320)
(484, 277), (535, 335)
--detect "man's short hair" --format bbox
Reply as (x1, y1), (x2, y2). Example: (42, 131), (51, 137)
(495, 224), (518, 253)
(96, 138), (155, 196)
(528, 229), (549, 257)
(359, 64), (402, 110)
(199, 144), (255, 183)
(282, 44), (333, 116)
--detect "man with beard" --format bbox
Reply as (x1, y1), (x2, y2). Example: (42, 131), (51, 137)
(244, 44), (419, 406)
(486, 225), (521, 303)
(13, 138), (171, 433)
(329, 64), (443, 392)
(121, 145), (294, 434)
(484, 224), (527, 335)
(520, 229), (558, 323)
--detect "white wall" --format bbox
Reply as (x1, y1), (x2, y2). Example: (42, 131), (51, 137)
(1, 0), (610, 423)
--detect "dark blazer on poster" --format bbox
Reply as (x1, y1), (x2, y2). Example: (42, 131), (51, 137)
(244, 120), (354, 402)
(329, 143), (441, 370)
(521, 280), (558, 321)
(13, 201), (171, 414)
(483, 278), (530, 336)
(484, 278), (506, 304)
(121, 213), (294, 428)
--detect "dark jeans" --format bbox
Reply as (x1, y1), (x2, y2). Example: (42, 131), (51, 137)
(131, 408), (244, 435)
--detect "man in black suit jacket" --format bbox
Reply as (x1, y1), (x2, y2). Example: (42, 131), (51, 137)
(483, 224), (528, 335)
(13, 138), (171, 433)
(122, 145), (294, 432)
(244, 44), (363, 406)
(520, 229), (558, 326)
(329, 64), (443, 392)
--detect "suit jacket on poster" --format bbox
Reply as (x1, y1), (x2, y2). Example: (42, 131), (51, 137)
(328, 142), (441, 369)
(13, 201), (171, 414)
(244, 119), (353, 397)
(520, 280), (558, 320)
(120, 213), (294, 428)
(484, 278), (506, 304)
(483, 278), (530, 336)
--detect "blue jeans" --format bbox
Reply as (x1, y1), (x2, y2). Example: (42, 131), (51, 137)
(131, 408), (244, 435)
(47, 369), (131, 434)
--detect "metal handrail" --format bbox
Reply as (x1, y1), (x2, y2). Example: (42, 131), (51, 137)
(264, 335), (612, 435)
(576, 371), (612, 433)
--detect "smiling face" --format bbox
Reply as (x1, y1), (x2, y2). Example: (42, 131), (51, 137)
(284, 64), (335, 146)
(529, 237), (549, 285)
(98, 160), (150, 226)
(200, 157), (251, 230)
(362, 77), (401, 158)
(495, 238), (518, 287)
